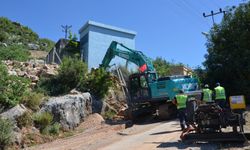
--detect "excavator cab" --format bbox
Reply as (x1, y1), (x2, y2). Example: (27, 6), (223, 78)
(129, 73), (152, 102)
(129, 72), (158, 102)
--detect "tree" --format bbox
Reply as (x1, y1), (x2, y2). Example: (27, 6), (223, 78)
(203, 2), (250, 102)
(153, 57), (171, 77)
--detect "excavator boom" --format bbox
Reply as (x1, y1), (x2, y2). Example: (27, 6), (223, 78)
(100, 41), (155, 73)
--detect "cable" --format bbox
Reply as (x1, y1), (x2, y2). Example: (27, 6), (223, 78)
(180, 0), (211, 27)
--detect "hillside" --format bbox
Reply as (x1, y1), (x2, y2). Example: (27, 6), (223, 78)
(0, 17), (54, 51)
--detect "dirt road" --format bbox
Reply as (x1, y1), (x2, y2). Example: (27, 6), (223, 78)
(101, 120), (218, 150)
(29, 112), (250, 150)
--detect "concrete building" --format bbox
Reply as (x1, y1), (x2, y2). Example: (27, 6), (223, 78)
(170, 65), (193, 76)
(79, 21), (136, 70)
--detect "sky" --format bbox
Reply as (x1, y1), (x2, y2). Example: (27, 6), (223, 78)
(0, 0), (246, 68)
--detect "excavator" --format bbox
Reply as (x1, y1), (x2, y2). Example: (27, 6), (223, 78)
(100, 41), (200, 119)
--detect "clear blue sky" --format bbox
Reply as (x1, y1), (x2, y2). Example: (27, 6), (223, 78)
(0, 0), (245, 68)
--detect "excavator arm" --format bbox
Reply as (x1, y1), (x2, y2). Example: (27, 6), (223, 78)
(100, 41), (155, 73)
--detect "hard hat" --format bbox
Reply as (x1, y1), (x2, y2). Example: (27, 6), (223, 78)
(216, 82), (220, 86)
(204, 84), (209, 88)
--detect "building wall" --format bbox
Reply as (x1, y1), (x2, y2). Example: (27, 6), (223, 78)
(79, 21), (136, 70)
(170, 66), (193, 76)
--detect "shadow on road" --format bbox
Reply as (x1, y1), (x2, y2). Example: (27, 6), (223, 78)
(150, 129), (180, 135)
(154, 141), (218, 150)
(133, 114), (178, 126)
(155, 141), (249, 150)
(104, 114), (179, 129)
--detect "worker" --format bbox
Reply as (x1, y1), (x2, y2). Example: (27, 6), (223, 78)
(173, 90), (189, 131)
(214, 82), (226, 108)
(202, 84), (213, 103)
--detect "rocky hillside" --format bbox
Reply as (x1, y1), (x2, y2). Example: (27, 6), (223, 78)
(0, 17), (54, 51)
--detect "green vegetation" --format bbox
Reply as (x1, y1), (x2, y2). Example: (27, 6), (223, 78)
(33, 112), (53, 130)
(0, 17), (54, 51)
(0, 44), (30, 61)
(201, 2), (250, 102)
(37, 57), (115, 99)
(16, 112), (33, 129)
(21, 92), (44, 111)
(39, 38), (55, 51)
(42, 123), (60, 136)
(63, 31), (80, 57)
(78, 68), (114, 99)
(104, 109), (116, 120)
(153, 57), (171, 77)
(37, 57), (87, 96)
(0, 62), (30, 109)
(0, 118), (13, 149)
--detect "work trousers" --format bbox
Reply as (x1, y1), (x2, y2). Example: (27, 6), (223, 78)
(178, 108), (188, 130)
(215, 99), (226, 109)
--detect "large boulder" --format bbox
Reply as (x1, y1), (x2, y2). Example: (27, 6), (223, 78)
(0, 104), (27, 121)
(40, 92), (92, 130)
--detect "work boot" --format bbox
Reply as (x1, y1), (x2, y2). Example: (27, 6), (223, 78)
(181, 124), (185, 131)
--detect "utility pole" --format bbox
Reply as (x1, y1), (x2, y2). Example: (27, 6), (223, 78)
(203, 8), (226, 25)
(61, 25), (72, 39)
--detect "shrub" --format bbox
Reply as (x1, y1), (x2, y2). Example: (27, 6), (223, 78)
(0, 17), (54, 52)
(33, 112), (53, 130)
(0, 62), (31, 109)
(0, 118), (13, 149)
(42, 123), (60, 136)
(78, 68), (114, 99)
(16, 112), (33, 128)
(39, 38), (55, 52)
(0, 44), (30, 61)
(21, 92), (44, 111)
(104, 109), (116, 120)
(37, 57), (87, 96)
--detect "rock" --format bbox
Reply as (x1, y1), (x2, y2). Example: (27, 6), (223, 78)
(40, 69), (57, 77)
(70, 89), (82, 95)
(28, 43), (40, 50)
(12, 131), (22, 145)
(17, 71), (25, 77)
(40, 92), (92, 130)
(0, 104), (27, 121)
(29, 75), (39, 82)
(8, 70), (17, 76)
(43, 65), (49, 70)
(24, 62), (29, 67)
(35, 59), (45, 64)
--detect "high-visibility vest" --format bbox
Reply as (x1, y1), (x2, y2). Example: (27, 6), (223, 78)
(176, 94), (187, 109)
(214, 86), (226, 100)
(203, 88), (212, 102)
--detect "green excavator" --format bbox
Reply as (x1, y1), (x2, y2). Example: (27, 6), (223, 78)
(100, 41), (200, 119)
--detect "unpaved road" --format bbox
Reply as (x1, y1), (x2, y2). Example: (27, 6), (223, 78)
(30, 112), (250, 150)
(102, 120), (218, 150)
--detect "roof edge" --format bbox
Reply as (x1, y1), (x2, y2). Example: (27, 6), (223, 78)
(79, 20), (137, 36)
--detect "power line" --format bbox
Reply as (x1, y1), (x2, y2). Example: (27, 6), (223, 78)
(180, 0), (210, 27)
(61, 25), (72, 39)
(211, 0), (221, 8)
